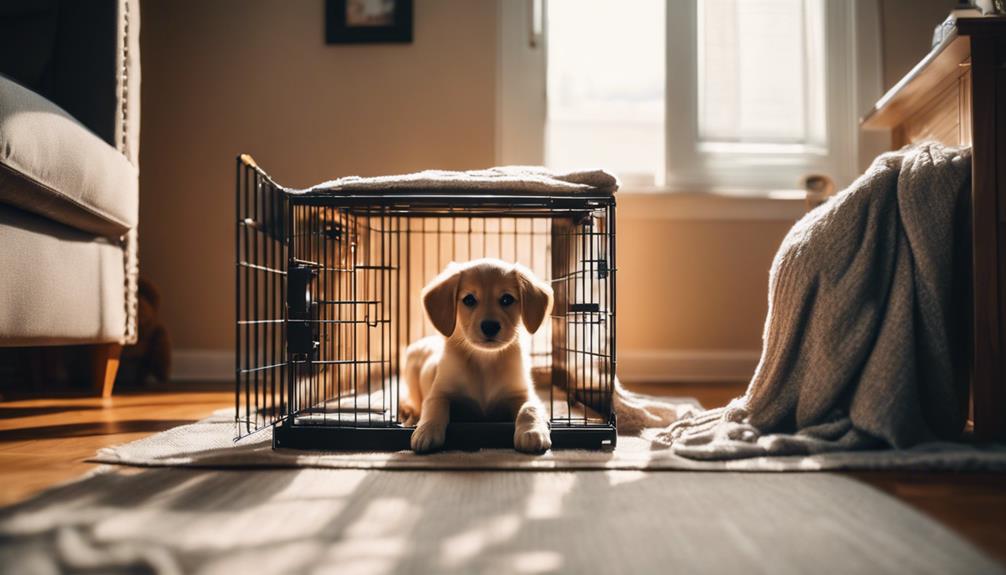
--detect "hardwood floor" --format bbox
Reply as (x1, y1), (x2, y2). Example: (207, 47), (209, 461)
(0, 385), (230, 506)
(0, 381), (1003, 565)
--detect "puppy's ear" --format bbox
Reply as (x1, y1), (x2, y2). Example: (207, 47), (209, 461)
(515, 264), (553, 334)
(423, 264), (462, 337)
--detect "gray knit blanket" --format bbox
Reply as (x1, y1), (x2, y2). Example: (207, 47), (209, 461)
(660, 143), (974, 459)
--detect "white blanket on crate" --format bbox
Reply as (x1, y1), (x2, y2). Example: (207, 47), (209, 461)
(299, 166), (619, 195)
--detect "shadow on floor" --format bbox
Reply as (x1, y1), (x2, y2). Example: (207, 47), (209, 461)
(0, 466), (1001, 574)
(0, 420), (196, 442)
(0, 405), (105, 419)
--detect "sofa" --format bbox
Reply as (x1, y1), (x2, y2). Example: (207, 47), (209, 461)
(0, 0), (140, 395)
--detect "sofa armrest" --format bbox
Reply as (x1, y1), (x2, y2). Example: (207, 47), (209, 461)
(117, 0), (140, 344)
(115, 0), (140, 167)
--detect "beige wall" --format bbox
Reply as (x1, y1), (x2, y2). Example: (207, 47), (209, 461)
(879, 0), (955, 90)
(616, 213), (791, 352)
(141, 0), (952, 382)
(140, 0), (498, 352)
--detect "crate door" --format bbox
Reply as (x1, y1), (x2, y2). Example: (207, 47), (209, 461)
(235, 158), (289, 437)
(550, 208), (614, 424)
(286, 206), (403, 427)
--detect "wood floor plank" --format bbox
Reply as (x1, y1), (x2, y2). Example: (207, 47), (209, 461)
(0, 388), (230, 506)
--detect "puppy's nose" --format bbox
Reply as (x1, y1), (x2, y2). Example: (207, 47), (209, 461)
(480, 320), (501, 338)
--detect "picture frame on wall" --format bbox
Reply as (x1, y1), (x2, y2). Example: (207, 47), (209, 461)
(326, 0), (413, 44)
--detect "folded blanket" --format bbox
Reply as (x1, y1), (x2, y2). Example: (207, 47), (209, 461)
(299, 166), (618, 196)
(660, 143), (974, 459)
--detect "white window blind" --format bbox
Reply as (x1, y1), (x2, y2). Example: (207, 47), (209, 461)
(545, 0), (665, 187)
(539, 0), (856, 192)
(697, 0), (826, 149)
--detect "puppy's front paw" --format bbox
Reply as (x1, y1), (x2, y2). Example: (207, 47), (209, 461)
(411, 422), (446, 453)
(514, 426), (552, 454)
(400, 403), (420, 427)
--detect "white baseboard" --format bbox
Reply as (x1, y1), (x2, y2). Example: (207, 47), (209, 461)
(616, 349), (760, 383)
(174, 348), (760, 384)
(172, 349), (235, 382)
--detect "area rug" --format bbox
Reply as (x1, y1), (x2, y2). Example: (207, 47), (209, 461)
(1, 468), (1002, 574)
(91, 409), (1006, 472)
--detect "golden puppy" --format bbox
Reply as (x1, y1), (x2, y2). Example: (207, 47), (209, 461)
(402, 258), (554, 453)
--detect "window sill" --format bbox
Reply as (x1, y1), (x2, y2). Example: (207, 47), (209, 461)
(617, 187), (808, 221)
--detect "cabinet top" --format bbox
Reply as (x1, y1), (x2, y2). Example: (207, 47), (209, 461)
(861, 16), (1006, 130)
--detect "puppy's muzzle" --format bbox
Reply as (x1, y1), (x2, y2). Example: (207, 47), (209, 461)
(480, 320), (501, 338)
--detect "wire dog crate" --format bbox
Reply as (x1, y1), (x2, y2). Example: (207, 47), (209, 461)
(236, 155), (617, 451)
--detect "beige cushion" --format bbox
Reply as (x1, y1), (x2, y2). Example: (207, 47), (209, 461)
(0, 205), (125, 345)
(0, 74), (137, 238)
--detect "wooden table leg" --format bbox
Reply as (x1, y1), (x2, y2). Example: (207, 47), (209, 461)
(92, 343), (122, 398)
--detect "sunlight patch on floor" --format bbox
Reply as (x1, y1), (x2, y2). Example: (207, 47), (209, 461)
(439, 513), (522, 569)
(524, 473), (577, 520)
(606, 469), (648, 487)
(320, 495), (420, 575)
(505, 550), (565, 573)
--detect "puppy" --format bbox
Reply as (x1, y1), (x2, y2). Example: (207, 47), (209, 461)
(401, 258), (554, 454)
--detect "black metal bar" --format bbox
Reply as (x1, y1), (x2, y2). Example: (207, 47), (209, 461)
(239, 362), (289, 375)
(335, 209), (344, 421)
(244, 163), (252, 432)
(579, 217), (586, 424)
(280, 196), (289, 421)
(351, 209), (359, 427)
(252, 168), (260, 429)
(512, 216), (518, 266)
(394, 213), (400, 421)
(364, 210), (373, 426)
(323, 206), (330, 426)
(380, 208), (388, 423)
(287, 195), (297, 421)
(287, 318), (391, 325)
(406, 215), (412, 354)
(421, 216), (426, 338)
(270, 176), (278, 424)
(608, 201), (617, 424)
(568, 217), (576, 426)
(235, 157), (242, 432)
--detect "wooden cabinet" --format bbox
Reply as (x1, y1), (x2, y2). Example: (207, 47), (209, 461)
(863, 17), (1006, 440)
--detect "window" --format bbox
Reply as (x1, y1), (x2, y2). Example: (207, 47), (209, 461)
(527, 0), (863, 192)
(697, 0), (825, 149)
(545, 0), (665, 187)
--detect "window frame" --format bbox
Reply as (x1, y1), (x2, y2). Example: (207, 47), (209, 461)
(667, 0), (857, 193)
(665, 0), (858, 192)
(496, 0), (881, 195)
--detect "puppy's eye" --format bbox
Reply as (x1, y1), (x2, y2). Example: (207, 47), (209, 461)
(462, 294), (477, 307)
(499, 294), (515, 307)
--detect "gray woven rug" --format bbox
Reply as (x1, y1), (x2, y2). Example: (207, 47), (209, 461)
(91, 409), (1006, 472)
(1, 467), (1002, 574)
